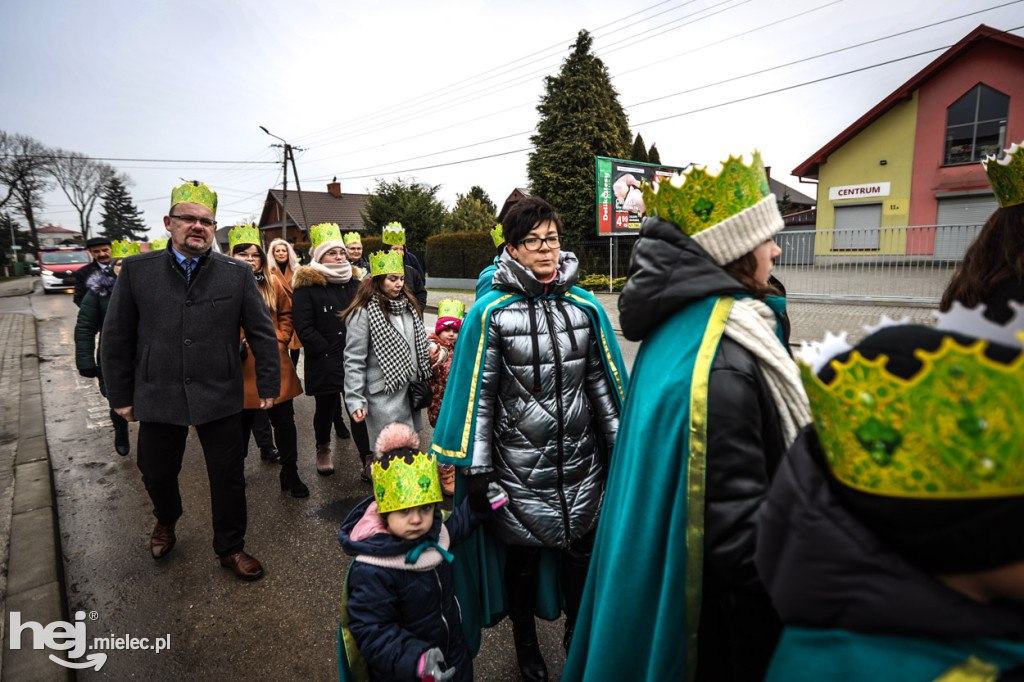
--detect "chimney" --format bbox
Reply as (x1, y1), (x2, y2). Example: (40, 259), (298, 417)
(327, 181), (341, 197)
(765, 166), (772, 182)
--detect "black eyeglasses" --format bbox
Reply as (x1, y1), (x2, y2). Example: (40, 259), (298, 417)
(170, 214), (217, 228)
(518, 235), (560, 251)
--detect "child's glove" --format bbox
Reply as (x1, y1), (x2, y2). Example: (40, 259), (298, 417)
(418, 647), (455, 681)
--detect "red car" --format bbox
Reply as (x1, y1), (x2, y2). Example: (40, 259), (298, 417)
(39, 247), (92, 294)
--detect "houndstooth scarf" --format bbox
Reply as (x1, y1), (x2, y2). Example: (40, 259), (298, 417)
(366, 296), (432, 394)
(723, 298), (812, 447)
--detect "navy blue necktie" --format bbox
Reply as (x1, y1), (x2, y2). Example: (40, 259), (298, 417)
(183, 258), (196, 283)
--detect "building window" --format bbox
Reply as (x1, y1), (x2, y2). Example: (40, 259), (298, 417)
(944, 84), (1009, 165)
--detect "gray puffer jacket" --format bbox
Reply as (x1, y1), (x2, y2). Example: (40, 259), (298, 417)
(471, 251), (619, 548)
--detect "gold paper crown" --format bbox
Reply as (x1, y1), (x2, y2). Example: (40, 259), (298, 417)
(110, 240), (141, 259)
(343, 232), (362, 246)
(149, 238), (168, 251)
(309, 223), (342, 251)
(382, 221), (406, 246)
(372, 449), (443, 513)
(170, 181), (217, 215)
(491, 224), (505, 247)
(802, 336), (1024, 500)
(437, 299), (466, 320)
(369, 250), (405, 277)
(982, 141), (1024, 208)
(642, 151), (770, 236)
(228, 224), (260, 252)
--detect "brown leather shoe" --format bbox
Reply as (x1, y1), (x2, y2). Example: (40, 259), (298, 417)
(150, 523), (176, 560)
(219, 551), (264, 581)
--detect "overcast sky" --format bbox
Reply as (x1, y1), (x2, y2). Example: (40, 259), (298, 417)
(2, 0), (1022, 239)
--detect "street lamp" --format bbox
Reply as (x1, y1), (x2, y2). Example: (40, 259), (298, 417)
(259, 126), (309, 242)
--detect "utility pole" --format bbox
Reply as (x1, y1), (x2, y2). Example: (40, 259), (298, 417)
(259, 126), (308, 243)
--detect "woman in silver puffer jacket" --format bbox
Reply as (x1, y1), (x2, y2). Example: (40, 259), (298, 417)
(465, 196), (622, 682)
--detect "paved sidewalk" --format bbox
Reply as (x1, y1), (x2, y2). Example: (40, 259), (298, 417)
(0, 286), (71, 680)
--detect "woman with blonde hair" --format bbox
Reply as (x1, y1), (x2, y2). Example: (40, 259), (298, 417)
(266, 238), (303, 365)
(230, 228), (307, 498)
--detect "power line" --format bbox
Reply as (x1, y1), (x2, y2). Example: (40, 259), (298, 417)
(1, 154), (277, 164)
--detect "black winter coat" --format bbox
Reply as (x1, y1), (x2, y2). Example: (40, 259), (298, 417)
(100, 249), (280, 426)
(74, 269), (116, 394)
(339, 497), (478, 682)
(619, 217), (787, 681)
(290, 266), (360, 395)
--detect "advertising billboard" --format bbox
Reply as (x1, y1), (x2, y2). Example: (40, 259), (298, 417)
(595, 156), (690, 237)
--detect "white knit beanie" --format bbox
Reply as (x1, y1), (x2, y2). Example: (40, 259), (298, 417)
(691, 193), (785, 266)
(313, 239), (346, 264)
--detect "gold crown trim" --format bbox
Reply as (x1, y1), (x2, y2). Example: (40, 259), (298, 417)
(982, 141), (1024, 208)
(170, 182), (217, 215)
(369, 250), (405, 277)
(642, 151), (770, 236)
(382, 221), (406, 246)
(372, 450), (442, 513)
(803, 335), (1024, 499)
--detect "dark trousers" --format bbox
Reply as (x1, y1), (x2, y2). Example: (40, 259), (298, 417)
(137, 412), (247, 557)
(313, 393), (371, 462)
(290, 348), (300, 366)
(241, 401), (297, 475)
(505, 529), (596, 629)
(251, 409), (275, 451)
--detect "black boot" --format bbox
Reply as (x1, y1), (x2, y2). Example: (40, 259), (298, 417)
(506, 547), (548, 682)
(280, 467), (309, 498)
(561, 531), (595, 653)
(111, 410), (130, 456)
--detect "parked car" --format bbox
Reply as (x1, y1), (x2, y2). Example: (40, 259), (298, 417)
(39, 247), (91, 293)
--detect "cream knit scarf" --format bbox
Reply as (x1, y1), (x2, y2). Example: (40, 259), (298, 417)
(722, 298), (812, 446)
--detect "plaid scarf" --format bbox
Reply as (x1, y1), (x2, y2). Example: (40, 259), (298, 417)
(366, 296), (432, 394)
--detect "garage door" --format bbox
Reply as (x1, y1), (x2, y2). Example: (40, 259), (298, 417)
(934, 193), (997, 260)
(833, 203), (881, 250)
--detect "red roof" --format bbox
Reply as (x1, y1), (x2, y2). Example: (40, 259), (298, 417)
(793, 25), (1024, 179)
(36, 225), (80, 234)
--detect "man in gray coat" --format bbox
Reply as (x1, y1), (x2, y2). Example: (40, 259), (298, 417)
(101, 182), (280, 581)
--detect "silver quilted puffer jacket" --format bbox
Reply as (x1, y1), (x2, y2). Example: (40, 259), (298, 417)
(470, 251), (619, 548)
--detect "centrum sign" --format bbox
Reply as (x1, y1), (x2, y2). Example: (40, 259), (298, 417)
(829, 181), (891, 201)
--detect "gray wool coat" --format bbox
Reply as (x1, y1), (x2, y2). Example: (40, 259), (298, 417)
(343, 303), (425, 451)
(100, 248), (280, 426)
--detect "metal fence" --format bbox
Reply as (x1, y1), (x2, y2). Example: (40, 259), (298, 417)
(564, 224), (983, 304)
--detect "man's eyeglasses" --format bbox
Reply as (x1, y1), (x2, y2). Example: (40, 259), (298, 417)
(170, 214), (217, 228)
(518, 235), (560, 251)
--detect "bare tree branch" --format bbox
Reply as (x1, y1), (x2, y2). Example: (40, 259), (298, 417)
(47, 149), (116, 240)
(0, 133), (52, 250)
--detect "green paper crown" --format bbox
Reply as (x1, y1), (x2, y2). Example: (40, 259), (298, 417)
(983, 141), (1024, 208)
(437, 299), (466, 320)
(149, 238), (168, 251)
(110, 240), (141, 259)
(228, 224), (260, 252)
(170, 181), (217, 216)
(382, 221), (406, 246)
(309, 223), (342, 251)
(642, 151), (770, 236)
(369, 250), (405, 277)
(491, 224), (505, 247)
(343, 232), (362, 246)
(802, 336), (1024, 499)
(372, 450), (443, 513)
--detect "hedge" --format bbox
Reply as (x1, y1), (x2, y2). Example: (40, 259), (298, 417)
(426, 232), (496, 279)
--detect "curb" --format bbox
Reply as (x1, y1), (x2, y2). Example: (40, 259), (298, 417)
(1, 314), (73, 681)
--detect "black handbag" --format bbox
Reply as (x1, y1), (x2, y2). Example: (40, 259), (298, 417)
(408, 378), (432, 411)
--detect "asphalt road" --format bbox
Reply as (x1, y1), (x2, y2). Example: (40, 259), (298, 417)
(35, 287), (620, 681)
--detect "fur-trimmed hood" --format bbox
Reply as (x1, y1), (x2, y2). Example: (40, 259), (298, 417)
(85, 269), (117, 297)
(291, 264), (327, 289)
(291, 264), (365, 290)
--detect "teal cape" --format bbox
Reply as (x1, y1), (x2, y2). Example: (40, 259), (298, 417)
(562, 296), (734, 682)
(430, 283), (628, 655)
(766, 627), (1024, 681)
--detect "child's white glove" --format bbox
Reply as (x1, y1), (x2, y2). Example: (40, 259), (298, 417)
(418, 647), (455, 681)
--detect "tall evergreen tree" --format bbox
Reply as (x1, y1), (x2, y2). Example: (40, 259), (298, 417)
(99, 176), (147, 241)
(361, 177), (448, 251)
(648, 143), (661, 165)
(445, 193), (496, 233)
(527, 30), (632, 245)
(468, 185), (496, 215)
(631, 134), (649, 163)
